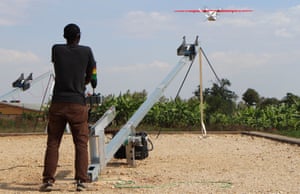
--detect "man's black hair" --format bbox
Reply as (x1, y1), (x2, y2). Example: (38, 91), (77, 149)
(63, 23), (81, 41)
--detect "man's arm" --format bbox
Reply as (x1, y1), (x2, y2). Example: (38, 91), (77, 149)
(90, 66), (97, 88)
(85, 47), (97, 88)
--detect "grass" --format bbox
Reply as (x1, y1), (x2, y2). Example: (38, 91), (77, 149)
(0, 118), (46, 133)
(277, 129), (300, 138)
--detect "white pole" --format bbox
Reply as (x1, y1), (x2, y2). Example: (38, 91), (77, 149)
(199, 48), (207, 136)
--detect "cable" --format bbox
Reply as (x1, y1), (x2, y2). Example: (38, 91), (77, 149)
(175, 57), (195, 99)
(200, 47), (221, 84)
(34, 74), (54, 130)
(176, 47), (221, 99)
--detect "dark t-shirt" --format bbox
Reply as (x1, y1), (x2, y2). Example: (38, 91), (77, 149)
(51, 44), (96, 105)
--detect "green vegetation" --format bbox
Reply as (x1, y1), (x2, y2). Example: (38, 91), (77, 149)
(0, 112), (47, 133)
(87, 81), (299, 138)
(0, 78), (299, 139)
(90, 90), (201, 129)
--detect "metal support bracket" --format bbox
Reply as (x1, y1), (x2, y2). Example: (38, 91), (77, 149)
(87, 106), (116, 181)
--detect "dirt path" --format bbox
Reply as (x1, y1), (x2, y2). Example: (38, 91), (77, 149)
(0, 133), (299, 193)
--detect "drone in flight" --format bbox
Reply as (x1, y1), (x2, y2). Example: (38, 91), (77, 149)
(174, 8), (253, 21)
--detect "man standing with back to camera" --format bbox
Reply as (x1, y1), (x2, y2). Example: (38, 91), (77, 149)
(40, 23), (97, 192)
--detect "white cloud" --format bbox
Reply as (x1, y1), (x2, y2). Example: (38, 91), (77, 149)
(207, 49), (300, 78)
(0, 0), (32, 26)
(0, 48), (39, 65)
(120, 11), (173, 38)
(275, 28), (293, 38)
(265, 12), (291, 26)
(289, 4), (300, 14)
(211, 51), (270, 73)
(99, 60), (174, 96)
(213, 12), (256, 27)
(208, 5), (299, 40)
(104, 60), (171, 73)
(256, 6), (300, 38)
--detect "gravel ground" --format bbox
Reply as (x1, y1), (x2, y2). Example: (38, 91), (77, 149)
(0, 133), (299, 193)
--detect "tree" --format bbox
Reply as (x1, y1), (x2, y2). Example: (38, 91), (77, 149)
(198, 79), (237, 123)
(281, 92), (300, 106)
(258, 97), (280, 108)
(242, 88), (260, 106)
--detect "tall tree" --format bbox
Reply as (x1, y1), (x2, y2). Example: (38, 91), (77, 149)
(196, 79), (237, 123)
(242, 88), (260, 106)
(281, 92), (300, 106)
(258, 97), (280, 108)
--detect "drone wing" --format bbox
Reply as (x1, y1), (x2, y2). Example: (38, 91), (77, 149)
(174, 9), (253, 13)
(216, 9), (253, 13)
(175, 9), (206, 13)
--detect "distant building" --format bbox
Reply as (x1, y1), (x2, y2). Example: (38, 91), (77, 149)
(0, 101), (41, 119)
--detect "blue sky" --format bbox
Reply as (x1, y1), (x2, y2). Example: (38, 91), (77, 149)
(0, 0), (300, 103)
